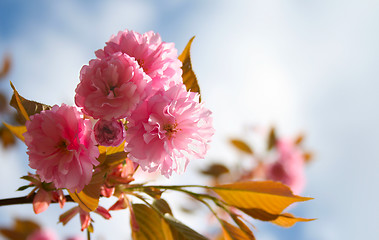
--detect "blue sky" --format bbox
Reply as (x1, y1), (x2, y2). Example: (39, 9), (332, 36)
(1, 0), (379, 239)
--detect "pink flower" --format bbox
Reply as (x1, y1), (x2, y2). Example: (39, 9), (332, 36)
(265, 139), (305, 194)
(24, 104), (99, 192)
(94, 119), (126, 146)
(95, 29), (182, 92)
(125, 84), (214, 177)
(27, 229), (57, 240)
(75, 52), (151, 120)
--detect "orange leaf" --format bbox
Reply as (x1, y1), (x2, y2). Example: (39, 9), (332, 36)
(178, 36), (201, 101)
(221, 220), (255, 240)
(213, 181), (312, 215)
(271, 213), (315, 227)
(230, 138), (254, 154)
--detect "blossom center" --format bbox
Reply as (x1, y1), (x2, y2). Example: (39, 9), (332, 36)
(56, 140), (68, 150)
(137, 58), (148, 72)
(163, 123), (178, 139)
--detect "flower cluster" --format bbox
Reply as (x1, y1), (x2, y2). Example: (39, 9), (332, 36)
(23, 29), (214, 193)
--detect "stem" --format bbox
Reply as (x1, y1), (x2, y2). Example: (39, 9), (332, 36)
(87, 228), (91, 240)
(0, 195), (74, 207)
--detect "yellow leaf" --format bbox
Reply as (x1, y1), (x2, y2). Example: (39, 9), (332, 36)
(0, 126), (16, 147)
(97, 142), (128, 167)
(271, 213), (315, 228)
(230, 139), (254, 154)
(161, 218), (174, 240)
(10, 82), (30, 121)
(213, 181), (312, 215)
(132, 204), (166, 240)
(68, 172), (104, 212)
(178, 36), (201, 101)
(9, 85), (51, 121)
(221, 220), (255, 240)
(3, 122), (26, 142)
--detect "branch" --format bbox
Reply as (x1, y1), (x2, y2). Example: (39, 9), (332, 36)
(0, 195), (74, 207)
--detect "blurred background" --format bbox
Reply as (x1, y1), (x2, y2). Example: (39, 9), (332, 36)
(1, 0), (379, 239)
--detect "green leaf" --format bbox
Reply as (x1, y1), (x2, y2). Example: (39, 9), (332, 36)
(212, 181), (312, 216)
(3, 122), (26, 142)
(16, 185), (34, 191)
(229, 139), (254, 155)
(10, 82), (51, 120)
(178, 36), (201, 101)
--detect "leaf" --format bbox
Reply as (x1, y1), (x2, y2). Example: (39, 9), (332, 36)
(10, 82), (51, 119)
(98, 142), (128, 167)
(294, 134), (304, 145)
(212, 181), (312, 215)
(3, 122), (26, 142)
(0, 218), (40, 240)
(131, 204), (166, 240)
(230, 139), (254, 155)
(153, 198), (172, 215)
(68, 172), (104, 212)
(143, 187), (163, 199)
(267, 127), (277, 151)
(16, 185), (34, 191)
(271, 213), (315, 227)
(0, 92), (7, 112)
(0, 55), (11, 79)
(178, 36), (201, 101)
(230, 214), (255, 239)
(200, 163), (229, 178)
(303, 151), (313, 163)
(163, 214), (208, 240)
(0, 126), (16, 147)
(221, 220), (255, 240)
(10, 82), (30, 121)
(161, 219), (174, 240)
